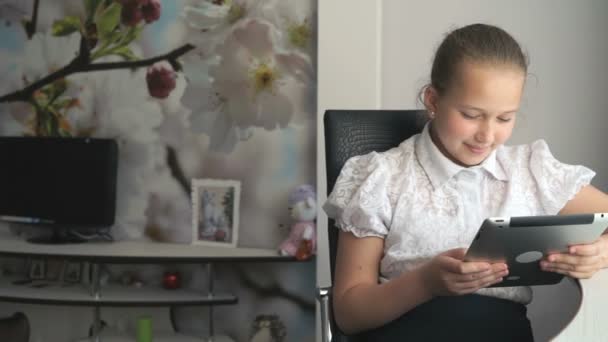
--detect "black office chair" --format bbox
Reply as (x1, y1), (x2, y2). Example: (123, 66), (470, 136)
(0, 312), (30, 342)
(319, 109), (426, 342)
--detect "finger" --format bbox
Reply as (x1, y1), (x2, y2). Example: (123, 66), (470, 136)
(440, 257), (490, 274)
(452, 269), (493, 283)
(489, 263), (509, 273)
(482, 275), (506, 287)
(453, 265), (507, 283)
(542, 262), (598, 274)
(475, 271), (507, 286)
(456, 260), (507, 275)
(455, 268), (508, 285)
(547, 253), (598, 266)
(456, 275), (505, 293)
(568, 244), (600, 256)
(442, 248), (468, 260)
(543, 267), (595, 279)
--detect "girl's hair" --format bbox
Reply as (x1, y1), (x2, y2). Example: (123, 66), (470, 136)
(425, 23), (529, 97)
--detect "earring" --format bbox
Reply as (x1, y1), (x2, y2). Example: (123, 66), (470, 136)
(429, 111), (435, 119)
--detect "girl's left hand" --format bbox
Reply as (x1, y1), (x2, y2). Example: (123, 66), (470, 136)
(540, 235), (608, 279)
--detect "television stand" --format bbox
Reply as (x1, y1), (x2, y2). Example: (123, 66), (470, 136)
(26, 228), (87, 244)
(0, 230), (305, 342)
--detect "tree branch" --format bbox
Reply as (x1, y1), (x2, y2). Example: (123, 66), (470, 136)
(167, 146), (191, 195)
(24, 0), (40, 39)
(0, 44), (195, 104)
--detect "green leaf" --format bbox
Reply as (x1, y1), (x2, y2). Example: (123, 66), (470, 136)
(48, 80), (68, 102)
(21, 19), (32, 35)
(51, 16), (82, 36)
(33, 92), (49, 108)
(90, 37), (113, 60)
(84, 0), (103, 20)
(95, 2), (121, 41)
(108, 29), (123, 45)
(119, 24), (143, 46)
(44, 114), (53, 135)
(40, 87), (55, 102)
(53, 79), (68, 94)
(59, 127), (73, 137)
(51, 98), (76, 111)
(111, 46), (138, 61)
(38, 80), (68, 109)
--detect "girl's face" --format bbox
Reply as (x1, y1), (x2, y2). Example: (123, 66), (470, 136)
(425, 62), (525, 167)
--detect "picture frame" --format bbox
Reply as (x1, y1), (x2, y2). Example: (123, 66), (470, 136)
(62, 261), (82, 283)
(28, 258), (46, 280)
(44, 259), (64, 281)
(192, 179), (241, 248)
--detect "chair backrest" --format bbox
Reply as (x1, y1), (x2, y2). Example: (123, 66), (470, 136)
(0, 312), (30, 342)
(323, 109), (425, 340)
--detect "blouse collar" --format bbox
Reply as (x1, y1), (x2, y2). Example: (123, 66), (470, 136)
(414, 122), (507, 190)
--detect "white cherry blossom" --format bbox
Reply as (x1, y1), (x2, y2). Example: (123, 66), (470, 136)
(189, 19), (313, 151)
(181, 0), (256, 55)
(255, 0), (316, 55)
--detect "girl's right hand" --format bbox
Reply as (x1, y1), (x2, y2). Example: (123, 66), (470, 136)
(420, 248), (509, 296)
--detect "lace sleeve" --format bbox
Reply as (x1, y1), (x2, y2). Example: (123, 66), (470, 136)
(529, 140), (596, 214)
(322, 152), (392, 238)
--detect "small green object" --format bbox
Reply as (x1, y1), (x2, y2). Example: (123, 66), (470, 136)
(51, 16), (81, 36)
(136, 316), (152, 342)
(95, 2), (121, 40)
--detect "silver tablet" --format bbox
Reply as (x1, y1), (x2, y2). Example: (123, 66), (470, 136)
(465, 213), (608, 287)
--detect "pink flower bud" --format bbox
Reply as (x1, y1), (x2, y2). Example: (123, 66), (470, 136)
(121, 2), (143, 27)
(146, 62), (177, 99)
(141, 0), (161, 23)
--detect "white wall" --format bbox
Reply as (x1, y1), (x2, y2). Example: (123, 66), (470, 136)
(316, 2), (383, 339)
(316, 0), (383, 294)
(382, 0), (608, 191)
(317, 1), (608, 341)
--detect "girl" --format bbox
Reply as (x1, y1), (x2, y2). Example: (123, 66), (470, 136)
(323, 23), (608, 341)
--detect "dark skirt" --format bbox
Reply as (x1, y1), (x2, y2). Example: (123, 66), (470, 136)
(357, 294), (534, 342)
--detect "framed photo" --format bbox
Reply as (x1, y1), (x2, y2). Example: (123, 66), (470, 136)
(62, 261), (82, 283)
(192, 179), (241, 247)
(45, 259), (64, 281)
(28, 258), (46, 280)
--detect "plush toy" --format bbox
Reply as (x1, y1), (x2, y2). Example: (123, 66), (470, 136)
(279, 184), (316, 260)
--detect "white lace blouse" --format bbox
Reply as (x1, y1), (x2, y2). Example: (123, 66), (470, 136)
(323, 123), (595, 304)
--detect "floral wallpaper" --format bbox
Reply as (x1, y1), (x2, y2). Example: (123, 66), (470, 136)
(0, 0), (317, 341)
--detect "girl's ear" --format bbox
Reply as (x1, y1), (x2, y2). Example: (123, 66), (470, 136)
(423, 85), (440, 115)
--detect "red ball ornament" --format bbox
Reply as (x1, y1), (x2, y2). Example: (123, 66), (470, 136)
(163, 271), (181, 290)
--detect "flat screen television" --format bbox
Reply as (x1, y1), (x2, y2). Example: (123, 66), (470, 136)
(0, 137), (118, 243)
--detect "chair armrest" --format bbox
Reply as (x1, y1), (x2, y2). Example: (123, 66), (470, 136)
(317, 286), (332, 342)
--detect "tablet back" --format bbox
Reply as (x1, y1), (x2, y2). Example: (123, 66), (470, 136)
(465, 213), (608, 287)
